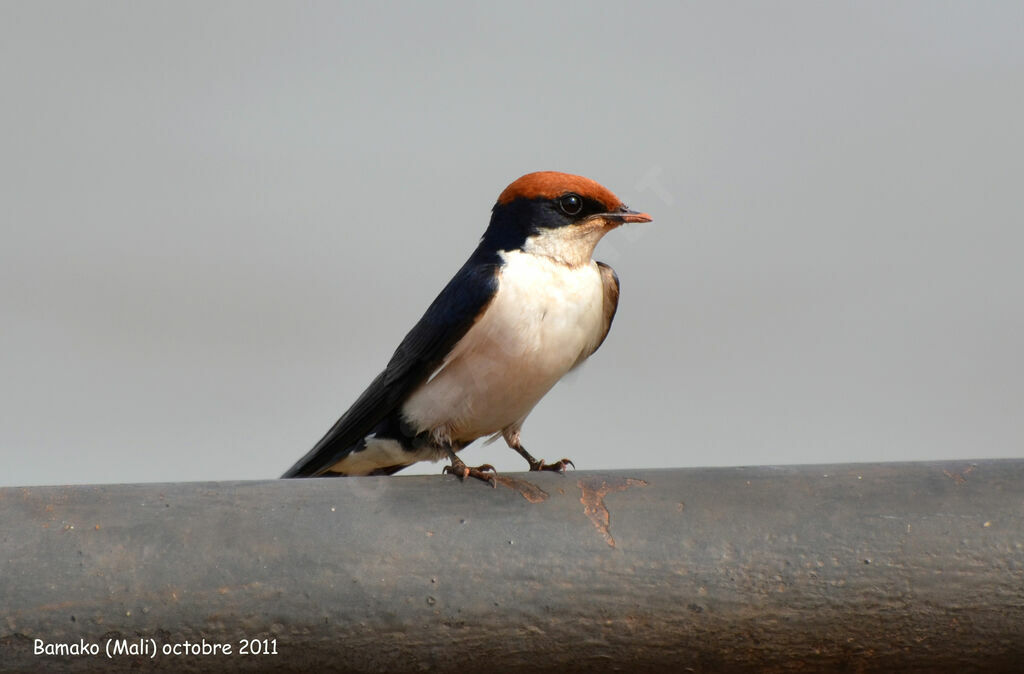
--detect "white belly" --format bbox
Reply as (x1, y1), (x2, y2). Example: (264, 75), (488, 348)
(401, 250), (606, 445)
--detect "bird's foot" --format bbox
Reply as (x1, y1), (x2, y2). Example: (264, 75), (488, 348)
(443, 456), (497, 487)
(528, 457), (575, 474)
(510, 442), (574, 474)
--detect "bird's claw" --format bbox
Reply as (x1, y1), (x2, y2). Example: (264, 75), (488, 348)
(529, 458), (575, 474)
(443, 460), (497, 487)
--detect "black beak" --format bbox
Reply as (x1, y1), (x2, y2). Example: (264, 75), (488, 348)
(602, 206), (652, 224)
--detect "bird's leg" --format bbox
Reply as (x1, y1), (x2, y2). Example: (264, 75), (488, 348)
(442, 447), (497, 486)
(508, 438), (574, 474)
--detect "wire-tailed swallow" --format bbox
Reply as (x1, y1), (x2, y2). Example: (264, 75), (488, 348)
(281, 171), (652, 483)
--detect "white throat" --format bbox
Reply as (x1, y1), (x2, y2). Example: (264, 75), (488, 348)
(521, 219), (617, 267)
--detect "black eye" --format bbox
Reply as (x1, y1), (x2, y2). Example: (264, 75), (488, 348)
(559, 193), (583, 216)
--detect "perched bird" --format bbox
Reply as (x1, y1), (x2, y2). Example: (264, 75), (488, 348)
(282, 171), (651, 483)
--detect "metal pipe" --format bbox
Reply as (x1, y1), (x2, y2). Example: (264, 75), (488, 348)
(2, 461), (1023, 672)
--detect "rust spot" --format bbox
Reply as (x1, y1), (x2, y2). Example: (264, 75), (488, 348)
(31, 599), (80, 613)
(943, 465), (976, 485)
(494, 476), (549, 503)
(578, 476), (648, 547)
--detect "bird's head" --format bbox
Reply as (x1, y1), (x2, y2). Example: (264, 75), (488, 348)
(482, 171), (652, 267)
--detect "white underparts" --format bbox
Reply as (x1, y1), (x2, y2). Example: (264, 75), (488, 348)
(401, 247), (607, 447)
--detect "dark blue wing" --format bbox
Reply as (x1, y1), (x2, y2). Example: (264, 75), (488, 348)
(281, 252), (499, 477)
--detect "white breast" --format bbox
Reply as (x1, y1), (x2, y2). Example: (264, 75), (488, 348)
(401, 249), (606, 445)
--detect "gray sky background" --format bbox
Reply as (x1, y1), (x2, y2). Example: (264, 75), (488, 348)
(2, 2), (1022, 487)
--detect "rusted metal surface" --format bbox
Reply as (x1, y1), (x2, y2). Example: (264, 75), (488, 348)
(2, 461), (1024, 672)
